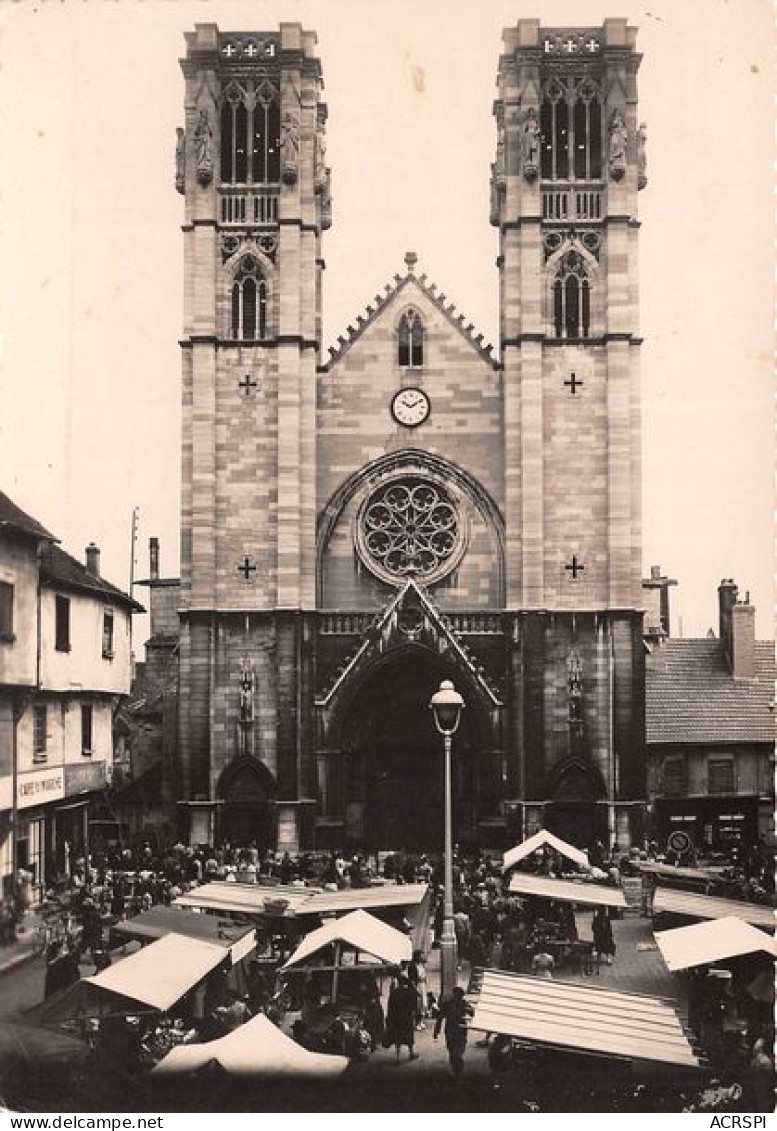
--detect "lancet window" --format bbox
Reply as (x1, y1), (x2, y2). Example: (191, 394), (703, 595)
(220, 80), (281, 184)
(552, 251), (591, 340)
(398, 309), (424, 368)
(230, 257), (268, 340)
(540, 76), (602, 181)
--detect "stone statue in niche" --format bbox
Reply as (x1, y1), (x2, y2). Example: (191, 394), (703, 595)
(175, 127), (185, 195)
(193, 109), (214, 186)
(608, 110), (628, 180)
(520, 107), (540, 180)
(314, 121), (327, 192)
(281, 112), (300, 184)
(239, 661), (255, 724)
(567, 652), (584, 732)
(637, 122), (648, 190)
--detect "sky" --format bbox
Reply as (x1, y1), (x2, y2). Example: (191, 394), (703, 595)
(0, 0), (772, 651)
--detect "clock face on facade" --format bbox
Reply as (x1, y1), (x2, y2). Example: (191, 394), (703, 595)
(391, 387), (430, 427)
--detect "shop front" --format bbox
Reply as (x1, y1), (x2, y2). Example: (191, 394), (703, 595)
(652, 795), (760, 855)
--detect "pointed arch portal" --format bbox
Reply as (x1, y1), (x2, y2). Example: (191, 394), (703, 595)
(217, 757), (276, 850)
(337, 649), (494, 850)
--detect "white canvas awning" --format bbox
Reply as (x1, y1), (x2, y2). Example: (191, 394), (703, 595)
(502, 830), (593, 873)
(654, 916), (777, 972)
(113, 906), (256, 965)
(653, 887), (775, 929)
(173, 881), (318, 917)
(299, 883), (429, 916)
(87, 933), (227, 1011)
(282, 909), (412, 970)
(471, 969), (701, 1068)
(507, 873), (626, 908)
(152, 1013), (348, 1078)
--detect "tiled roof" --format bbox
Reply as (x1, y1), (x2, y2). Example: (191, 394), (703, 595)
(646, 638), (775, 745)
(40, 543), (144, 612)
(0, 491), (57, 543)
(322, 261), (497, 370)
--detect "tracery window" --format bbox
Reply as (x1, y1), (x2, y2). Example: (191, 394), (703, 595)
(356, 477), (464, 585)
(552, 250), (591, 340)
(230, 257), (268, 340)
(540, 77), (602, 181)
(397, 309), (424, 368)
(220, 80), (281, 185)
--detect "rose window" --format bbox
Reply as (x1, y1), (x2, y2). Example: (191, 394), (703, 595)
(356, 477), (465, 584)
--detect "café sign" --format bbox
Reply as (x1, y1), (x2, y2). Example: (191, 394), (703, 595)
(17, 767), (65, 810)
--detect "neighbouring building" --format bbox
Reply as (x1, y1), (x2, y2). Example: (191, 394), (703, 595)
(645, 574), (775, 853)
(0, 491), (142, 900)
(172, 20), (647, 853)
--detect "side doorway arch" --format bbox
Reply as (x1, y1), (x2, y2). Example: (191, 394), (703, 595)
(216, 757), (276, 850)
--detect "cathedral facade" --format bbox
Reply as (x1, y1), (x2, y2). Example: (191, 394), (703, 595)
(175, 20), (647, 854)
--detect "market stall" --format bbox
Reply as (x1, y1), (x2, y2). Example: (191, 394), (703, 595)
(654, 916), (777, 972)
(471, 968), (702, 1068)
(502, 830), (596, 874)
(296, 883), (431, 955)
(151, 1012), (348, 1078)
(111, 905), (256, 965)
(652, 888), (775, 930)
(507, 874), (626, 908)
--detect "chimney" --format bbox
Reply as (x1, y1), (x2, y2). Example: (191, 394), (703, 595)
(149, 537), (160, 581)
(731, 597), (756, 679)
(642, 565), (677, 639)
(718, 578), (738, 662)
(85, 542), (101, 576)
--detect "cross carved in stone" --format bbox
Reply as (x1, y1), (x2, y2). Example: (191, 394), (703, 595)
(239, 374), (259, 397)
(238, 556), (257, 580)
(564, 372), (583, 395)
(243, 42), (259, 57)
(222, 43), (237, 57)
(565, 555), (585, 581)
(586, 38), (600, 53)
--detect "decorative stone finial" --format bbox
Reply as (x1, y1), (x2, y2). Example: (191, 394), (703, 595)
(404, 251), (418, 273)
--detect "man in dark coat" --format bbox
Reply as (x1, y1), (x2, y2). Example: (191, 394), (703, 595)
(385, 974), (418, 1063)
(434, 986), (474, 1075)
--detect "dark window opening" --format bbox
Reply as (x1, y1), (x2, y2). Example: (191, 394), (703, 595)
(102, 609), (114, 658)
(230, 258), (269, 340)
(81, 704), (93, 755)
(220, 82), (280, 185)
(540, 80), (603, 183)
(33, 705), (47, 759)
(55, 595), (70, 652)
(220, 103), (234, 183)
(662, 758), (685, 796)
(553, 252), (591, 340)
(398, 310), (424, 368)
(540, 99), (554, 180)
(708, 759), (735, 795)
(0, 581), (13, 640)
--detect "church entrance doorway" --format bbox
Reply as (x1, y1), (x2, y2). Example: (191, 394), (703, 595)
(545, 761), (607, 851)
(340, 652), (481, 851)
(217, 757), (275, 850)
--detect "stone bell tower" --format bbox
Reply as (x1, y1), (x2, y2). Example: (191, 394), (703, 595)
(176, 24), (329, 848)
(493, 20), (647, 848)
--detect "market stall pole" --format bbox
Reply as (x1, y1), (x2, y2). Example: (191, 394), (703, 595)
(429, 679), (464, 1000)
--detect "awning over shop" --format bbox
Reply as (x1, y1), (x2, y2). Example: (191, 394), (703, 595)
(173, 881), (319, 917)
(471, 969), (701, 1068)
(654, 917), (777, 972)
(502, 830), (593, 874)
(112, 906), (256, 964)
(652, 887), (775, 929)
(282, 909), (412, 970)
(87, 933), (227, 1011)
(299, 883), (430, 915)
(507, 873), (626, 908)
(152, 1013), (348, 1078)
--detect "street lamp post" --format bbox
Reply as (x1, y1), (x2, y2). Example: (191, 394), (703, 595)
(429, 678), (464, 1001)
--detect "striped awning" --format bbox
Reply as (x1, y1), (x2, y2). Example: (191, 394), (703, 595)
(507, 873), (626, 908)
(652, 887), (775, 929)
(471, 969), (701, 1068)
